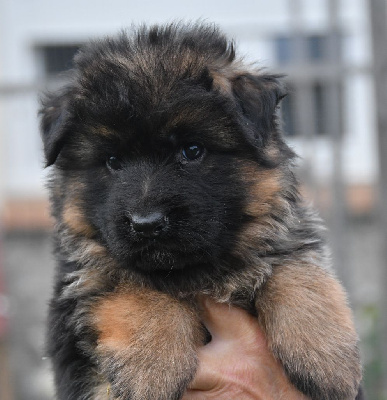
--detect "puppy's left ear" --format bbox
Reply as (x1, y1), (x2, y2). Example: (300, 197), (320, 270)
(231, 73), (286, 145)
(39, 90), (71, 167)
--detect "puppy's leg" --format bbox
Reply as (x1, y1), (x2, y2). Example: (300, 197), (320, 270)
(256, 264), (361, 400)
(91, 287), (204, 400)
(48, 297), (97, 400)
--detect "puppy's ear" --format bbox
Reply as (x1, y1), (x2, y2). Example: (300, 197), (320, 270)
(39, 91), (71, 167)
(231, 73), (286, 145)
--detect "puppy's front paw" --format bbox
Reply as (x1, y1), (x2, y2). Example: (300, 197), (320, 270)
(91, 287), (203, 400)
(97, 348), (195, 400)
(257, 264), (362, 400)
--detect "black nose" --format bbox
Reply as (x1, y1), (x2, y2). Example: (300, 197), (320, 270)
(130, 212), (168, 238)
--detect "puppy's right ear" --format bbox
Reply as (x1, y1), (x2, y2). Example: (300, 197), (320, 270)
(39, 91), (71, 167)
(231, 73), (286, 145)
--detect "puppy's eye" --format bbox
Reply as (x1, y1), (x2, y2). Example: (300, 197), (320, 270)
(107, 156), (123, 170)
(182, 143), (204, 161)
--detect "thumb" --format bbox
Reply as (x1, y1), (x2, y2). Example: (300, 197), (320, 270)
(199, 297), (264, 342)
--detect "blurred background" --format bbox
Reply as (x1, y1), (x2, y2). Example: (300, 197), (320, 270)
(0, 0), (386, 399)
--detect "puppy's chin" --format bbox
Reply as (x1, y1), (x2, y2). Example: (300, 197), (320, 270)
(127, 248), (198, 272)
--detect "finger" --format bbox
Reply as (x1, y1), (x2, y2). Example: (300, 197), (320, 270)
(181, 389), (205, 400)
(187, 346), (221, 391)
(198, 297), (265, 342)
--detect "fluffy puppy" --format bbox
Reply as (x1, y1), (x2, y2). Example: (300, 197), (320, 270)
(40, 23), (362, 400)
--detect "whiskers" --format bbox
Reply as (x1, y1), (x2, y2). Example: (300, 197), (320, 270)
(164, 263), (174, 278)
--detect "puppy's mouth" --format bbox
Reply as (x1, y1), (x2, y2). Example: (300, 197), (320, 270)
(110, 216), (216, 272)
(128, 245), (199, 272)
(129, 247), (197, 271)
(130, 249), (179, 271)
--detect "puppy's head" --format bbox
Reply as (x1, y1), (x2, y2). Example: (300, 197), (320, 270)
(40, 23), (295, 274)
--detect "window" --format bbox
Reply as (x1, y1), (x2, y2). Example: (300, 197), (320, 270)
(280, 90), (296, 137)
(275, 34), (329, 66)
(313, 82), (327, 135)
(39, 45), (81, 76)
(274, 33), (342, 137)
(307, 35), (329, 62)
(275, 37), (293, 65)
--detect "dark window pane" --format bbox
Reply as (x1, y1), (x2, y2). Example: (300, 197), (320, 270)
(307, 35), (327, 62)
(274, 34), (330, 65)
(275, 36), (292, 65)
(41, 45), (80, 76)
(281, 93), (296, 136)
(313, 83), (326, 134)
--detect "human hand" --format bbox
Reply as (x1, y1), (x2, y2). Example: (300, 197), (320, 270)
(182, 298), (309, 400)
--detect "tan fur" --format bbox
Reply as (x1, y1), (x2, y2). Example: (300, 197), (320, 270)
(63, 202), (96, 237)
(94, 382), (115, 400)
(209, 62), (249, 94)
(256, 264), (361, 399)
(265, 140), (284, 162)
(91, 124), (116, 138)
(232, 162), (288, 258)
(242, 165), (283, 218)
(93, 287), (203, 351)
(91, 287), (204, 400)
(83, 241), (108, 259)
(165, 107), (212, 131)
(211, 69), (233, 94)
(61, 266), (112, 300)
(93, 289), (145, 351)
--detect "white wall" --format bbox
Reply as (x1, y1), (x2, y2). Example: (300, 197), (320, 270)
(0, 0), (375, 198)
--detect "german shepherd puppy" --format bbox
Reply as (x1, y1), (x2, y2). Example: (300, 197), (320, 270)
(40, 22), (362, 400)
